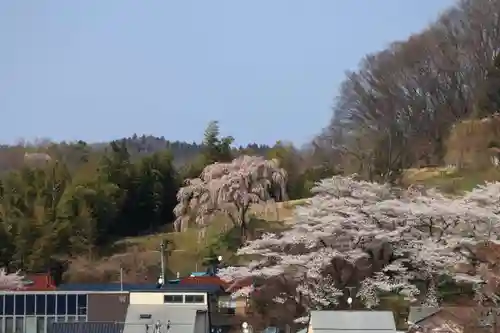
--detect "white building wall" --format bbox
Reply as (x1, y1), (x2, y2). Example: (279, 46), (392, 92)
(130, 292), (163, 304)
(129, 292), (208, 306)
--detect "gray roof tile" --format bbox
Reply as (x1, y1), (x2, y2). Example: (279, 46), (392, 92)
(310, 311), (396, 331)
(407, 307), (441, 324)
(314, 330), (395, 333)
(48, 322), (125, 333)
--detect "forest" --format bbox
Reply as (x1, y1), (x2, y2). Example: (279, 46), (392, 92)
(0, 121), (336, 283)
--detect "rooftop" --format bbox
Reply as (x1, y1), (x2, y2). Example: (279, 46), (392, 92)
(56, 282), (226, 293)
(0, 273), (56, 291)
(48, 322), (124, 333)
(310, 311), (397, 333)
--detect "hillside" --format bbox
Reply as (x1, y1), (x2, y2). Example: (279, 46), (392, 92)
(65, 199), (304, 282)
(0, 131), (306, 284)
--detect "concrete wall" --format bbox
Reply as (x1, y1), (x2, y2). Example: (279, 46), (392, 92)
(194, 311), (209, 333)
(88, 293), (129, 322)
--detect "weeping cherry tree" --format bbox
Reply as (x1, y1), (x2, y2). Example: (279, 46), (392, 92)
(174, 155), (287, 239)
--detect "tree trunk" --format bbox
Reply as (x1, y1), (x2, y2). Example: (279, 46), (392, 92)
(240, 220), (247, 243)
(240, 207), (249, 243)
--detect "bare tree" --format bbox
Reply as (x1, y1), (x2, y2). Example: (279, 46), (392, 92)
(173, 155), (287, 240)
(318, 0), (500, 176)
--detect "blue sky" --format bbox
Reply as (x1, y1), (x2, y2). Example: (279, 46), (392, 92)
(0, 0), (456, 146)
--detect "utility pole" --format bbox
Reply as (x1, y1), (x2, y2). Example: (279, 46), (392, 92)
(159, 241), (165, 286)
(120, 266), (123, 291)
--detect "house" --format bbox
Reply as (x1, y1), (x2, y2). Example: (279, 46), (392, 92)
(181, 275), (254, 316)
(121, 290), (211, 333)
(408, 306), (500, 333)
(307, 311), (397, 333)
(0, 273), (57, 291)
(0, 282), (230, 333)
(180, 276), (248, 331)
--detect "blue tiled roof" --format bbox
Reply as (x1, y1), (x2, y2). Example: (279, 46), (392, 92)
(48, 322), (124, 333)
(57, 283), (158, 291)
(57, 283), (225, 293)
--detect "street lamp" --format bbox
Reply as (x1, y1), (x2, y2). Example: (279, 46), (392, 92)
(345, 286), (355, 309)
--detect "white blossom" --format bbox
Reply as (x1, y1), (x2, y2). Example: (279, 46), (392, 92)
(231, 285), (254, 298)
(218, 176), (500, 317)
(173, 155), (287, 235)
(293, 316), (310, 324)
(0, 269), (24, 290)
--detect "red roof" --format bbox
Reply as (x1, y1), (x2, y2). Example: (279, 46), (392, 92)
(225, 277), (253, 292)
(180, 276), (229, 288)
(179, 275), (255, 293)
(6, 273), (57, 291)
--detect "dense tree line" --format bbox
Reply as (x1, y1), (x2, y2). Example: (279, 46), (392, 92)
(0, 121), (334, 277)
(315, 0), (500, 183)
(0, 139), (179, 273)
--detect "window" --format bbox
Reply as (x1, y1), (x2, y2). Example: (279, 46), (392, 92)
(163, 294), (183, 303)
(77, 295), (87, 315)
(25, 317), (36, 333)
(25, 295), (35, 315)
(4, 296), (13, 316)
(46, 317), (55, 330)
(36, 317), (45, 333)
(36, 295), (45, 315)
(67, 294), (76, 315)
(5, 317), (13, 333)
(46, 295), (55, 315)
(14, 317), (23, 333)
(184, 295), (205, 303)
(56, 295), (66, 315)
(14, 295), (23, 316)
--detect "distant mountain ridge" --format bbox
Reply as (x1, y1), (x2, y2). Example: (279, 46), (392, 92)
(91, 134), (272, 166)
(0, 134), (272, 172)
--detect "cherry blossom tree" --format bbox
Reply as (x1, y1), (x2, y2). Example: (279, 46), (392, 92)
(217, 175), (500, 321)
(0, 269), (24, 290)
(173, 155), (287, 239)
